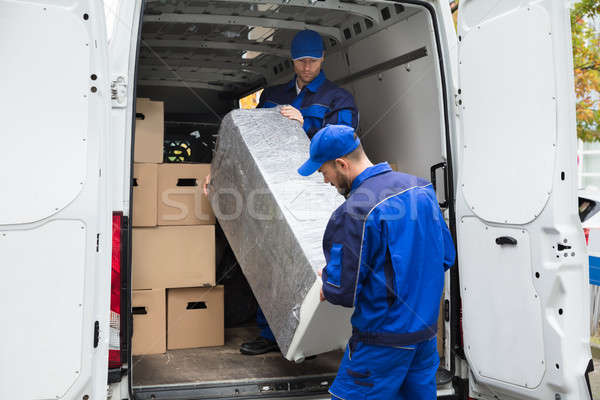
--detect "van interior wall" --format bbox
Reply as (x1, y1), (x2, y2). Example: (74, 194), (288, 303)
(325, 9), (445, 181)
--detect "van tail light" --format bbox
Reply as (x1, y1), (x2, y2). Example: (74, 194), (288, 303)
(109, 212), (123, 369)
(584, 228), (590, 246)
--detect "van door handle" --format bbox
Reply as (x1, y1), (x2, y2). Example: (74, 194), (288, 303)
(495, 236), (517, 246)
(430, 162), (449, 209)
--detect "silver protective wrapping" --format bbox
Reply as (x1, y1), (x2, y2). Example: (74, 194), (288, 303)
(209, 108), (344, 355)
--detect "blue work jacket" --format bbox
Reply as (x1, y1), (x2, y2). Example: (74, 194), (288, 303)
(257, 70), (358, 138)
(321, 163), (456, 345)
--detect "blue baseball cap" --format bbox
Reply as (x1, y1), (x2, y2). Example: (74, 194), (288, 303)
(298, 125), (360, 176)
(291, 30), (324, 60)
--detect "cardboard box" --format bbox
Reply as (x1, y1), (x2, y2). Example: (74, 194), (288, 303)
(134, 98), (164, 163)
(167, 286), (224, 349)
(132, 163), (158, 227)
(132, 226), (216, 290)
(158, 163), (215, 225)
(132, 289), (166, 355)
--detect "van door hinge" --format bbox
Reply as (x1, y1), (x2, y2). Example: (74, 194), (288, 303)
(93, 321), (99, 348)
(96, 233), (100, 252)
(111, 76), (128, 108)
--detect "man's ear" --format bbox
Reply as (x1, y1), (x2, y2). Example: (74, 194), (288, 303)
(335, 158), (349, 170)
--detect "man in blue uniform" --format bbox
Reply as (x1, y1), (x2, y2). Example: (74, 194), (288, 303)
(297, 125), (456, 399)
(257, 29), (358, 138)
(236, 30), (359, 356)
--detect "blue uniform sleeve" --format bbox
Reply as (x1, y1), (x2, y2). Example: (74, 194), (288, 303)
(321, 210), (381, 307)
(323, 88), (359, 130)
(257, 87), (276, 109)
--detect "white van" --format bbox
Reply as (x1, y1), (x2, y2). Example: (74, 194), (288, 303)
(0, 0), (593, 399)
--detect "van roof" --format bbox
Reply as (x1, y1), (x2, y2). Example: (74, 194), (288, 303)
(138, 0), (422, 95)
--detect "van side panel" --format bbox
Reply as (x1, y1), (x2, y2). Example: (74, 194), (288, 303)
(0, 1), (112, 399)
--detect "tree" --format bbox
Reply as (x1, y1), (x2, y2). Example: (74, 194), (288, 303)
(571, 0), (600, 142)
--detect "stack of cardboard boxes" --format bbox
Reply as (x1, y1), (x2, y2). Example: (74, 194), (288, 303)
(131, 98), (224, 355)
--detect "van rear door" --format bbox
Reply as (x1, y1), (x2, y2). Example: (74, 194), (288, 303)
(455, 1), (593, 399)
(0, 1), (112, 399)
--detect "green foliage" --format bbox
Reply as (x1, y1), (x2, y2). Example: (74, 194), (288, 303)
(572, 0), (600, 141)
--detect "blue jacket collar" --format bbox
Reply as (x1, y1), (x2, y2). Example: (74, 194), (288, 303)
(287, 70), (327, 93)
(350, 162), (392, 193)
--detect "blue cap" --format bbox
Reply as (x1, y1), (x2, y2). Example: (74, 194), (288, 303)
(298, 125), (360, 176)
(291, 30), (324, 60)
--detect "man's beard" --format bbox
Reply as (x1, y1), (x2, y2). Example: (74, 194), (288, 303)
(335, 170), (352, 198)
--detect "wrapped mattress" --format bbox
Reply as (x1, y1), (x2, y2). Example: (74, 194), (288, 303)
(208, 108), (352, 361)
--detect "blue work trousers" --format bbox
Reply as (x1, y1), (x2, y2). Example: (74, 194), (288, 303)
(256, 307), (275, 342)
(329, 337), (439, 400)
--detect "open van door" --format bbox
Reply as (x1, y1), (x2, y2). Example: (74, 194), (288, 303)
(0, 1), (112, 399)
(455, 1), (593, 399)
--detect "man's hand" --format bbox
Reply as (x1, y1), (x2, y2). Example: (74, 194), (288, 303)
(318, 268), (326, 302)
(280, 105), (304, 125)
(202, 173), (211, 196)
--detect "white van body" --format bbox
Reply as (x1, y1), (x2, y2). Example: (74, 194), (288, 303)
(0, 0), (593, 399)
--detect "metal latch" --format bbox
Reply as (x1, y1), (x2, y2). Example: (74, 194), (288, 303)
(111, 76), (127, 108)
(454, 88), (462, 116)
(557, 243), (571, 251)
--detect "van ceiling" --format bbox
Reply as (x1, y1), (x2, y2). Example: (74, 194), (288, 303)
(138, 0), (419, 97)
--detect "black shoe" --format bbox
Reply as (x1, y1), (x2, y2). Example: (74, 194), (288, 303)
(240, 337), (279, 355)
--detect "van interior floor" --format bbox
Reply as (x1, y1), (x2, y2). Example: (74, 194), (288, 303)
(132, 324), (343, 386)
(132, 325), (454, 389)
